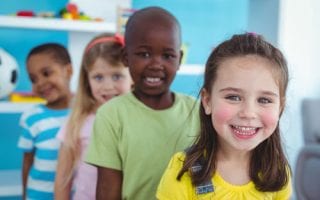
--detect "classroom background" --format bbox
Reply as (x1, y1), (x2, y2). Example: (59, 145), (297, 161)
(1, 0), (319, 199)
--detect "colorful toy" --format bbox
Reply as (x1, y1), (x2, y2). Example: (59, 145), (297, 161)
(16, 10), (35, 17)
(117, 7), (136, 35)
(9, 92), (46, 103)
(59, 3), (92, 21)
(0, 48), (19, 99)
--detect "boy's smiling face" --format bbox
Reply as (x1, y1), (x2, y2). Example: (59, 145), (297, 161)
(123, 17), (182, 106)
(27, 53), (72, 109)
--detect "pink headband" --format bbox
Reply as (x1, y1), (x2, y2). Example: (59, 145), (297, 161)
(85, 34), (125, 53)
(247, 32), (257, 36)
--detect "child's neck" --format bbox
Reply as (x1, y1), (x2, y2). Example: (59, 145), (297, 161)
(133, 90), (175, 110)
(47, 93), (73, 110)
(216, 148), (251, 185)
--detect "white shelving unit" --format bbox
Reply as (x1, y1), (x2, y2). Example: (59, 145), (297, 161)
(0, 102), (38, 113)
(178, 64), (204, 75)
(0, 15), (116, 33)
(0, 15), (118, 91)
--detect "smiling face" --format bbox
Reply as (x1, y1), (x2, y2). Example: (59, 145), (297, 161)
(201, 55), (281, 153)
(27, 53), (72, 109)
(88, 57), (132, 107)
(123, 16), (182, 104)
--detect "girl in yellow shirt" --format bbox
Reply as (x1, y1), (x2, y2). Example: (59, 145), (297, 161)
(157, 33), (292, 200)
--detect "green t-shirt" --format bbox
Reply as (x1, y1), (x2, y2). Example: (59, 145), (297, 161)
(85, 92), (200, 200)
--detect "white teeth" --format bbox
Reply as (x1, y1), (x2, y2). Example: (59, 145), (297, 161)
(146, 77), (160, 82)
(233, 125), (256, 131)
(232, 125), (258, 136)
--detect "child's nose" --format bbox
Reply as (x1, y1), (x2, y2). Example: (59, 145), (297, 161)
(102, 78), (115, 90)
(238, 102), (257, 119)
(149, 56), (164, 70)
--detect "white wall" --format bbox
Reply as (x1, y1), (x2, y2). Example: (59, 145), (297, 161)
(278, 0), (320, 197)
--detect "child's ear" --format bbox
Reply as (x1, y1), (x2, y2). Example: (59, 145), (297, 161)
(122, 48), (129, 67)
(65, 64), (73, 79)
(201, 88), (212, 115)
(178, 50), (184, 66)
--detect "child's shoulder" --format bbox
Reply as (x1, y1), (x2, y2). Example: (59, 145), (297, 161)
(174, 92), (199, 109)
(97, 92), (133, 112)
(20, 104), (45, 119)
(175, 92), (198, 102)
(167, 151), (186, 170)
(20, 104), (68, 124)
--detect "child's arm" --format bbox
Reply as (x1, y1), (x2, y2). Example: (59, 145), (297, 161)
(54, 143), (73, 200)
(22, 152), (34, 200)
(96, 167), (122, 200)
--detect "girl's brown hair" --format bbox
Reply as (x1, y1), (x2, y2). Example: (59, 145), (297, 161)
(177, 33), (290, 192)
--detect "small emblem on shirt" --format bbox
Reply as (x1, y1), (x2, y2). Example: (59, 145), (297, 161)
(191, 164), (214, 195)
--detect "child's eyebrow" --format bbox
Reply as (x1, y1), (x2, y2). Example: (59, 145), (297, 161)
(259, 90), (279, 97)
(219, 87), (279, 97)
(40, 66), (51, 71)
(163, 48), (177, 52)
(137, 45), (150, 49)
(219, 87), (241, 93)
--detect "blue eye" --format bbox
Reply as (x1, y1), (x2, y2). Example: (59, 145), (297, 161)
(225, 95), (241, 101)
(258, 97), (272, 104)
(112, 74), (123, 81)
(94, 74), (103, 81)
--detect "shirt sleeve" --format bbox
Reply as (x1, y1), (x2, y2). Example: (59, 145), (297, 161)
(156, 152), (192, 200)
(17, 112), (34, 152)
(84, 105), (122, 170)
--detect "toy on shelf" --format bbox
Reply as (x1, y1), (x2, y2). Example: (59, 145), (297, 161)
(16, 10), (35, 17)
(59, 3), (101, 21)
(117, 7), (136, 35)
(37, 12), (55, 18)
(9, 92), (46, 103)
(13, 3), (102, 22)
(0, 48), (19, 100)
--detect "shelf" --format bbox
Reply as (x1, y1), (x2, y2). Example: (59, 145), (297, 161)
(178, 64), (204, 75)
(0, 15), (116, 33)
(0, 102), (38, 113)
(0, 170), (21, 197)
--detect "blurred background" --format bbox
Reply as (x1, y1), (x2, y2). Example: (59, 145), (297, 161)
(0, 0), (319, 199)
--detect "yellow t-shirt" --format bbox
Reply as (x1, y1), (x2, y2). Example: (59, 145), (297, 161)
(157, 152), (292, 200)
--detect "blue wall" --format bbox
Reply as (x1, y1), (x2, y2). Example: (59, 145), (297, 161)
(133, 0), (249, 64)
(0, 114), (22, 170)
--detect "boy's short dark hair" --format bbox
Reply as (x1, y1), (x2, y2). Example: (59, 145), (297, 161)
(27, 43), (71, 65)
(124, 6), (181, 46)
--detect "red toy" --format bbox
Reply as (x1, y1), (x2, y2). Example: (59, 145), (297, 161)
(17, 10), (35, 17)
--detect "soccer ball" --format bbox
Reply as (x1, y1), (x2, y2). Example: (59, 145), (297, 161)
(0, 48), (19, 99)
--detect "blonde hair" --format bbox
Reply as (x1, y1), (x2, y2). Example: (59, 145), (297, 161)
(62, 33), (125, 185)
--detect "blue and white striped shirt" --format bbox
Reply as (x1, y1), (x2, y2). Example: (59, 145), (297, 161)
(18, 104), (69, 200)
